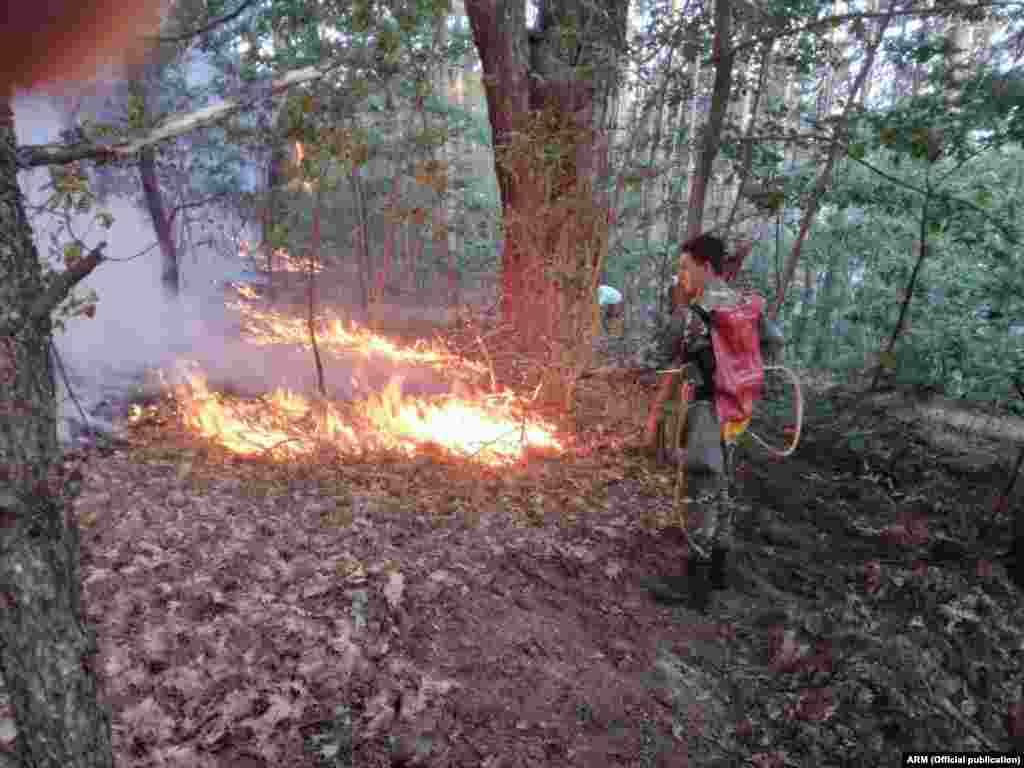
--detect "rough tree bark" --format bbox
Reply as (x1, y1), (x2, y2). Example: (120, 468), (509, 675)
(0, 101), (114, 768)
(464, 0), (627, 407)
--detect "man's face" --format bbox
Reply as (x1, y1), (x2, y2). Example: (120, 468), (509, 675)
(678, 251), (708, 302)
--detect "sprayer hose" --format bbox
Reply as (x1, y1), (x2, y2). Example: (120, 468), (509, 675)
(747, 365), (803, 458)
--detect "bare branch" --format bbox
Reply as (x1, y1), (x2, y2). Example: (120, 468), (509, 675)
(153, 0), (259, 43)
(16, 65), (328, 170)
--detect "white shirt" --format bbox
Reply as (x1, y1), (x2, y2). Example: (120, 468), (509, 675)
(597, 285), (622, 306)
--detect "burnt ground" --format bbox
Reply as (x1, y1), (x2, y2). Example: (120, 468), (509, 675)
(2, 375), (1024, 767)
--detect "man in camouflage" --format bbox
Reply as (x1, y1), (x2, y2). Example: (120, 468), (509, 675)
(636, 234), (742, 612)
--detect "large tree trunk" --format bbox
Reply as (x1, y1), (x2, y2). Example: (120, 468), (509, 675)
(138, 145), (179, 298)
(464, 0), (627, 408)
(0, 102), (114, 768)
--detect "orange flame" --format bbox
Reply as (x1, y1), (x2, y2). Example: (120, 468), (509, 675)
(360, 377), (562, 462)
(272, 248), (322, 273)
(233, 283), (260, 300)
(172, 365), (561, 465)
(229, 298), (487, 375)
(167, 287), (559, 464)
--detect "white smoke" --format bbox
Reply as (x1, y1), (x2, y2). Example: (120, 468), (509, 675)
(14, 87), (455, 446)
(13, 89), (246, 442)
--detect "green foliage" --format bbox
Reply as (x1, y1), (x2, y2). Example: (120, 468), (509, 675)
(778, 129), (1024, 403)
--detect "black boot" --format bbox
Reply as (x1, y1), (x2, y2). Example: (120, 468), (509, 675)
(687, 556), (713, 613)
(710, 546), (730, 591)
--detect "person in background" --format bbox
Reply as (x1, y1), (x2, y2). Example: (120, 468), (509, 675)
(597, 283), (623, 333)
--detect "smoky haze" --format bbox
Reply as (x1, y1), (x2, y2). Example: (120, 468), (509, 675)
(14, 89), (249, 439)
(14, 89), (453, 442)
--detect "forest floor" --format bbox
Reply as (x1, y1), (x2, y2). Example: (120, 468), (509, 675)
(2, 324), (1023, 767)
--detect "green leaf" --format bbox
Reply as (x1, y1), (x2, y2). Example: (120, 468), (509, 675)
(63, 242), (84, 267)
(848, 143), (866, 160)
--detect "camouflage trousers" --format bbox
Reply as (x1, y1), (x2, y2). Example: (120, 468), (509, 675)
(684, 459), (735, 562)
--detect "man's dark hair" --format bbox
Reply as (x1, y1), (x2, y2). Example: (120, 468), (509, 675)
(681, 234), (725, 275)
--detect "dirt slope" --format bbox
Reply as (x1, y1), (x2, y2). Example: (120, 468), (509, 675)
(1, 384), (1022, 767)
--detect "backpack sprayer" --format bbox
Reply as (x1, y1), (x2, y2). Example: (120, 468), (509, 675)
(662, 295), (804, 517)
(686, 296), (803, 458)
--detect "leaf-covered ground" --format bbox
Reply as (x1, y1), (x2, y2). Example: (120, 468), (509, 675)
(2, 368), (1023, 767)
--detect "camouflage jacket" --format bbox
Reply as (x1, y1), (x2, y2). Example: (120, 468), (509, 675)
(635, 277), (741, 375)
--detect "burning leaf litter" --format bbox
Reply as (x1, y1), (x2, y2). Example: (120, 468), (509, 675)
(141, 293), (563, 465)
(229, 296), (487, 373)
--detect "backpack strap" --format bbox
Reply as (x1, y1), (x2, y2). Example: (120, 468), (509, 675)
(689, 303), (713, 330)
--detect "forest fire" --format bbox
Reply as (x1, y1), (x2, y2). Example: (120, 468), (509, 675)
(228, 297), (488, 374)
(153, 293), (560, 465)
(166, 365), (562, 465)
(273, 248), (322, 273)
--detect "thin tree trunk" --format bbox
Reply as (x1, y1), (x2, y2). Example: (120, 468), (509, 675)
(769, 9), (893, 320)
(810, 239), (842, 366)
(791, 264), (815, 355)
(872, 180), (931, 390)
(138, 145), (179, 299)
(263, 139), (288, 300)
(382, 173), (401, 289)
(350, 166), (371, 313)
(432, 9), (458, 307)
(723, 41), (773, 236)
(0, 99), (114, 768)
(307, 189), (325, 397)
(638, 36), (679, 255)
(663, 25), (701, 261)
(684, 0), (735, 243)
